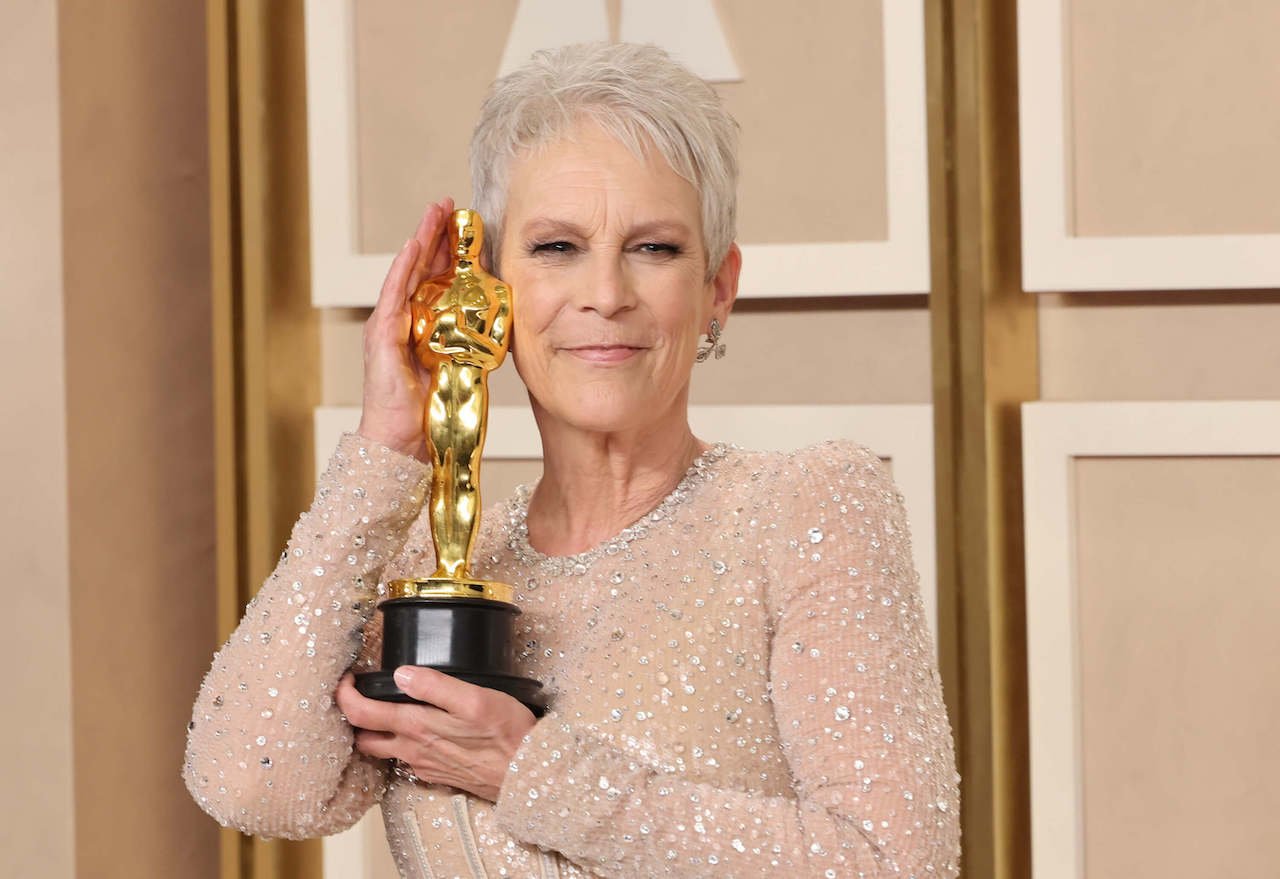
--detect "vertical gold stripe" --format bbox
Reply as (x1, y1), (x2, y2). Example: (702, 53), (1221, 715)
(927, 0), (1036, 876)
(206, 0), (242, 657)
(245, 0), (323, 870)
(234, 0), (273, 595)
(206, 1), (242, 874)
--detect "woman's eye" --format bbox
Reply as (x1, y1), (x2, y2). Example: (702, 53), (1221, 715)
(530, 241), (576, 255)
(638, 242), (679, 255)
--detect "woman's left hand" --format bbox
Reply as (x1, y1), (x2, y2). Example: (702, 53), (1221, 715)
(335, 666), (537, 802)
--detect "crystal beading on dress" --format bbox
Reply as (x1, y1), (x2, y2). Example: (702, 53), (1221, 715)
(184, 433), (960, 877)
(507, 442), (733, 578)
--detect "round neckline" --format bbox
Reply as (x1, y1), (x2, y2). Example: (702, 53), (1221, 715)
(506, 442), (734, 577)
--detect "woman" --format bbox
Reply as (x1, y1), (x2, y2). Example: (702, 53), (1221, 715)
(185, 42), (960, 878)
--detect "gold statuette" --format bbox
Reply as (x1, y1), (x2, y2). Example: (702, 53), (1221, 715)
(357, 209), (543, 712)
(392, 209), (513, 604)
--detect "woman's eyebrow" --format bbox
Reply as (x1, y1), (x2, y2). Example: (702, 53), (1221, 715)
(518, 218), (693, 239)
(627, 220), (693, 239)
(519, 218), (589, 238)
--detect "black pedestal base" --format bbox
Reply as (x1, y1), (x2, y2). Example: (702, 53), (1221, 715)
(354, 595), (546, 716)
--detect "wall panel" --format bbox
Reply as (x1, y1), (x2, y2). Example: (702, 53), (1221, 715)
(0, 2), (75, 875)
(58, 1), (219, 876)
(1018, 0), (1280, 290)
(1075, 456), (1280, 878)
(1068, 0), (1280, 238)
(1038, 291), (1280, 401)
(1022, 401), (1280, 879)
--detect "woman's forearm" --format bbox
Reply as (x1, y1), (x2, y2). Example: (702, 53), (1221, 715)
(492, 716), (955, 878)
(183, 433), (430, 838)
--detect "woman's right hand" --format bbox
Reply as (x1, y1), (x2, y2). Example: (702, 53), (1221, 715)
(356, 198), (455, 461)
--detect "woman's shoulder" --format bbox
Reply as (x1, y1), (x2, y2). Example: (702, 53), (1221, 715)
(722, 438), (892, 489)
(713, 439), (903, 528)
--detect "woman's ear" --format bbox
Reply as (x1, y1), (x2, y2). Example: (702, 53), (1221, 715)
(709, 242), (742, 327)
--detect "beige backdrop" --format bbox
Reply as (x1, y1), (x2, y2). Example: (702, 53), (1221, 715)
(1037, 5), (1280, 875)
(0, 2), (75, 875)
(1039, 291), (1280, 400)
(0, 1), (220, 877)
(1068, 0), (1280, 237)
(353, 0), (888, 252)
(1075, 456), (1280, 878)
(60, 0), (219, 872)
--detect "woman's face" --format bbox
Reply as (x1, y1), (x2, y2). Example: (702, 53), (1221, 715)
(498, 122), (739, 438)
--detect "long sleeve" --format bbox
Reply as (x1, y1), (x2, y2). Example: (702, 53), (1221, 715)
(490, 441), (960, 877)
(183, 433), (430, 839)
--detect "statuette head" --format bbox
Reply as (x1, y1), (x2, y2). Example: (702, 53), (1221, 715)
(453, 209), (483, 260)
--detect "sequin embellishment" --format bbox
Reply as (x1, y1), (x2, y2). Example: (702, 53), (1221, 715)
(183, 435), (961, 878)
(506, 442), (732, 577)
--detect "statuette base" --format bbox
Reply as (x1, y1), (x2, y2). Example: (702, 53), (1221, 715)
(355, 594), (546, 716)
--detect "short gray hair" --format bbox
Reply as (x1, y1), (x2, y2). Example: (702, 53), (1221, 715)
(470, 42), (739, 279)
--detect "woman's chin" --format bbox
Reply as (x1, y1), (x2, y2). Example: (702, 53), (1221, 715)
(534, 386), (677, 437)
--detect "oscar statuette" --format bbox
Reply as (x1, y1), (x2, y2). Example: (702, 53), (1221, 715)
(355, 209), (545, 715)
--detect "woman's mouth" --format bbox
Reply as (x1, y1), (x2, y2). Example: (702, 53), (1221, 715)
(563, 345), (644, 363)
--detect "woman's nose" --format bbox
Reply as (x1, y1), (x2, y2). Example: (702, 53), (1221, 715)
(573, 251), (636, 317)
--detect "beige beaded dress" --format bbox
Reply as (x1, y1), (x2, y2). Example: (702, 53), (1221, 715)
(184, 434), (960, 878)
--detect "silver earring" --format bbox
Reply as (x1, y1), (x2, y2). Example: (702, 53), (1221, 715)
(695, 318), (726, 362)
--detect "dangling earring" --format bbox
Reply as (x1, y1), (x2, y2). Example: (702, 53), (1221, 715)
(695, 318), (726, 363)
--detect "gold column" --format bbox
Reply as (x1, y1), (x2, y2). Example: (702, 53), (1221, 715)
(927, 1), (1037, 876)
(208, 1), (322, 877)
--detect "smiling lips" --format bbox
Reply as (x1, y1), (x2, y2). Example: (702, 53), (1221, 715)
(562, 344), (645, 363)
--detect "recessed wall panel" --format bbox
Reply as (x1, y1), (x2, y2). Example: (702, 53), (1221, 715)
(1068, 0), (1280, 238)
(1074, 456), (1280, 877)
(1018, 0), (1280, 289)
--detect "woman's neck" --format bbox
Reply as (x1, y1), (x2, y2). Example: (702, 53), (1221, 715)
(525, 408), (706, 558)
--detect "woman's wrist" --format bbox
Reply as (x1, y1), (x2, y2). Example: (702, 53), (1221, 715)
(354, 421), (426, 461)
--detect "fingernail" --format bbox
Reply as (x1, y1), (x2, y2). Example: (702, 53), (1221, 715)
(401, 238), (413, 252)
(393, 667), (414, 687)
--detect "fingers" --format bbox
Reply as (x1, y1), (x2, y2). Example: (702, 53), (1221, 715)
(393, 665), (489, 718)
(370, 198), (454, 325)
(345, 667), (532, 801)
(371, 237), (420, 325)
(353, 728), (398, 760)
(424, 196), (457, 277)
(353, 729), (465, 790)
(417, 197), (454, 259)
(336, 670), (457, 739)
(405, 200), (446, 296)
(335, 672), (403, 733)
